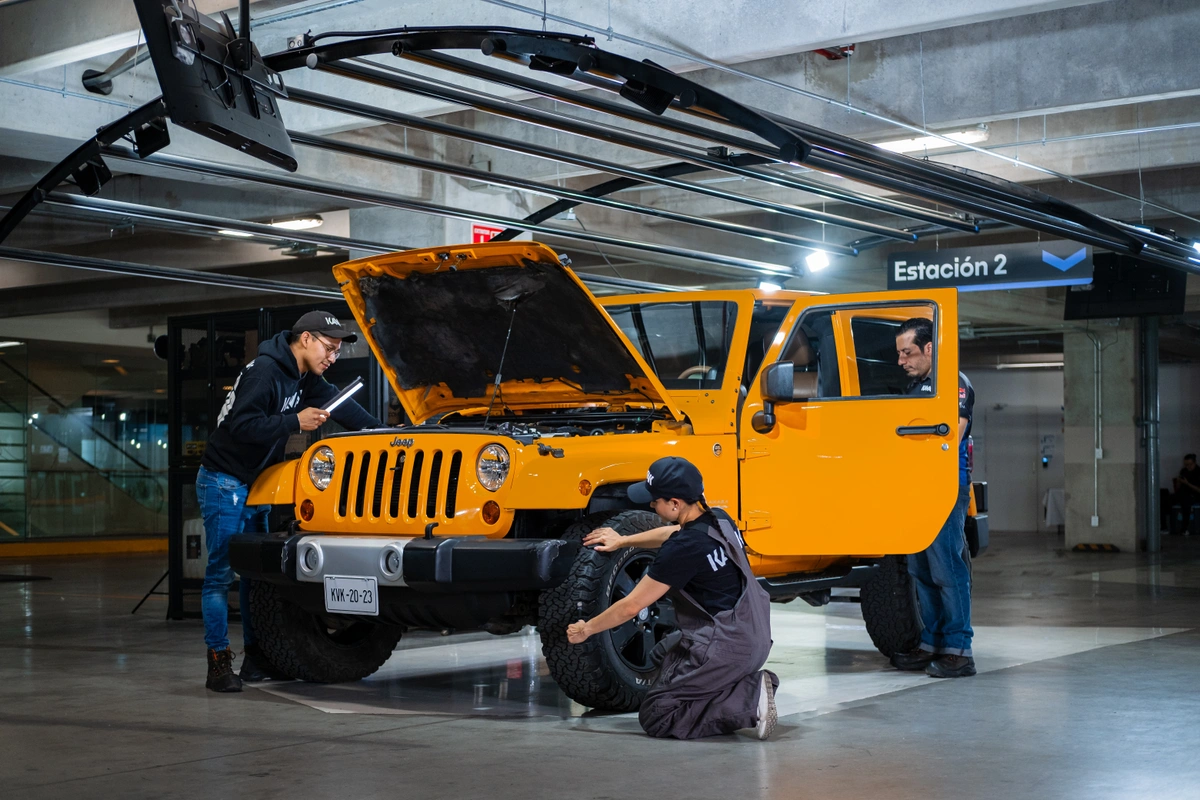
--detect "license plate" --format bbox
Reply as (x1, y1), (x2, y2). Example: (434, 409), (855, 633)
(323, 575), (378, 616)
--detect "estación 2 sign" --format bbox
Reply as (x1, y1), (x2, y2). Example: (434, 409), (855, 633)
(887, 241), (1095, 292)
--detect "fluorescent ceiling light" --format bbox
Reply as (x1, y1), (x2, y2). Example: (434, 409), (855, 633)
(758, 281), (782, 292)
(996, 361), (1064, 370)
(805, 251), (831, 272)
(270, 215), (324, 231)
(217, 229), (254, 238)
(0, 340), (23, 348)
(878, 125), (990, 154)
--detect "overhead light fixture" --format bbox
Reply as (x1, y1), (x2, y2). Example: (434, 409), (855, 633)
(102, 358), (119, 364)
(1192, 241), (1200, 254)
(0, 341), (23, 348)
(217, 229), (254, 238)
(877, 125), (989, 154)
(759, 281), (782, 293)
(996, 361), (1064, 370)
(269, 215), (324, 231)
(805, 251), (831, 272)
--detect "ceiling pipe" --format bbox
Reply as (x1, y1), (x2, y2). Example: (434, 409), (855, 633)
(309, 63), (914, 242)
(400, 51), (977, 233)
(288, 130), (855, 252)
(31, 194), (681, 293)
(100, 147), (802, 278)
(0, 245), (343, 299)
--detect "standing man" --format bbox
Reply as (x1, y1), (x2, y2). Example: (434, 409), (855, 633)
(570, 457), (779, 739)
(891, 317), (976, 678)
(198, 311), (382, 693)
(1172, 453), (1200, 534)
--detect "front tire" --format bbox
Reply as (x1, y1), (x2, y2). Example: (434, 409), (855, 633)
(859, 555), (923, 657)
(247, 579), (404, 683)
(538, 510), (677, 712)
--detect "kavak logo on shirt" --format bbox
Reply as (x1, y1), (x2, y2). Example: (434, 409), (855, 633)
(706, 547), (729, 572)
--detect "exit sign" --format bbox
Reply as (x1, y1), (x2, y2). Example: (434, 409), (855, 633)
(472, 223), (504, 243)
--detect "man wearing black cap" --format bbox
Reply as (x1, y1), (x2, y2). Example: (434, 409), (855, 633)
(197, 310), (382, 693)
(569, 456), (779, 740)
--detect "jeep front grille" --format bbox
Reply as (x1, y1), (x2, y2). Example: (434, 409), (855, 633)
(337, 447), (463, 523)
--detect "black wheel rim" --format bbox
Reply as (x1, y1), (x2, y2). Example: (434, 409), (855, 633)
(605, 551), (677, 674)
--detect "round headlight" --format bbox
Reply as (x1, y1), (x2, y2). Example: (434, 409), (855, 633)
(308, 445), (336, 490)
(476, 444), (510, 492)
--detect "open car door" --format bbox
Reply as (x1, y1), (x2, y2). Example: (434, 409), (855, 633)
(738, 288), (960, 557)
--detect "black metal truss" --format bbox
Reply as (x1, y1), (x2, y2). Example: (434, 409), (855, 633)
(3, 24), (1200, 286)
(29, 193), (674, 294)
(99, 146), (799, 278)
(265, 26), (1199, 274)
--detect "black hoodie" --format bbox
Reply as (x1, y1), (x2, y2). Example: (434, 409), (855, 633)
(201, 331), (382, 485)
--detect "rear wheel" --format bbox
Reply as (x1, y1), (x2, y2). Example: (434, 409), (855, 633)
(538, 510), (676, 712)
(247, 579), (404, 683)
(859, 555), (923, 657)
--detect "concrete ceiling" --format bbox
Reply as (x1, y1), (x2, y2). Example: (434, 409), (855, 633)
(1, 0), (1199, 351)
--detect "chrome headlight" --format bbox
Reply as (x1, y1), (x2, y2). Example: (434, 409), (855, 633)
(308, 446), (336, 490)
(476, 444), (510, 492)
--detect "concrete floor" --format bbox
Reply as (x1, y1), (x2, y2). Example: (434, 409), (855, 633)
(2, 533), (1198, 799)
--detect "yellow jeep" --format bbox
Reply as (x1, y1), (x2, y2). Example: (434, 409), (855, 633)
(231, 240), (986, 710)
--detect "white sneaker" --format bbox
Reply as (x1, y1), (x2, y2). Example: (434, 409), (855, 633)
(755, 672), (777, 740)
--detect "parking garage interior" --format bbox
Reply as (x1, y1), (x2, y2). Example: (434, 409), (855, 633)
(2, 1), (1199, 797)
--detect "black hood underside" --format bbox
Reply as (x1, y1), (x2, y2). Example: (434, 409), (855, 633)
(359, 259), (649, 398)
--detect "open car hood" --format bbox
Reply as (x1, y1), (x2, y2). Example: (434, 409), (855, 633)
(333, 242), (683, 425)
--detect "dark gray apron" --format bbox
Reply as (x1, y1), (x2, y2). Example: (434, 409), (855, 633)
(639, 510), (778, 739)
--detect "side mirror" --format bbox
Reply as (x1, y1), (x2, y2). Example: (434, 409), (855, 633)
(761, 361), (794, 402)
(752, 362), (794, 433)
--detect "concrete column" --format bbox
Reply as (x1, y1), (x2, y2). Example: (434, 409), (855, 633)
(1063, 323), (1142, 552)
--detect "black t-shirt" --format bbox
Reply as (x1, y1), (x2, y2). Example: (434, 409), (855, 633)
(647, 511), (743, 615)
(1179, 467), (1200, 500)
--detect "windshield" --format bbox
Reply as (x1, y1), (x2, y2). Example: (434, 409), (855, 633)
(604, 301), (738, 389)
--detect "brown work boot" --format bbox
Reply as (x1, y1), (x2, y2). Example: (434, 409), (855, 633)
(890, 648), (936, 671)
(206, 647), (243, 693)
(926, 654), (976, 678)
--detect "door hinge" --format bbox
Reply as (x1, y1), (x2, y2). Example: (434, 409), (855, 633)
(738, 514), (771, 531)
(738, 447), (769, 461)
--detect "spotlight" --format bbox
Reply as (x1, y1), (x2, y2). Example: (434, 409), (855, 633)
(269, 215), (324, 231)
(805, 251), (831, 272)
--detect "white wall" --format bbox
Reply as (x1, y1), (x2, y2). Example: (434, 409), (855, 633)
(967, 362), (1200, 531)
(968, 368), (1065, 532)
(1159, 364), (1200, 492)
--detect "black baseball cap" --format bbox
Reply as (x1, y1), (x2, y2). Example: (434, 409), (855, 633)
(628, 457), (705, 505)
(292, 310), (358, 344)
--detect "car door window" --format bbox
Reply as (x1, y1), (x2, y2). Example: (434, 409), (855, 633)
(604, 301), (738, 389)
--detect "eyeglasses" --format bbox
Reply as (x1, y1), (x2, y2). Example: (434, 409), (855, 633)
(310, 334), (342, 361)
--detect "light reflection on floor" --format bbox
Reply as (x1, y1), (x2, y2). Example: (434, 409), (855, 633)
(253, 604), (1185, 723)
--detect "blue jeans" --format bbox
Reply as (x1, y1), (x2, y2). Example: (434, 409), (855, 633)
(196, 466), (269, 652)
(908, 485), (973, 657)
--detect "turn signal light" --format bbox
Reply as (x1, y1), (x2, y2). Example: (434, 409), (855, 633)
(300, 499), (315, 522)
(482, 500), (501, 525)
(578, 479), (592, 496)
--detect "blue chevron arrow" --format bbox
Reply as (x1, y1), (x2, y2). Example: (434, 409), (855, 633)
(1042, 247), (1087, 271)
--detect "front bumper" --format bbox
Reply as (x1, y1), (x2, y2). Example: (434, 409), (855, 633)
(230, 531), (578, 594)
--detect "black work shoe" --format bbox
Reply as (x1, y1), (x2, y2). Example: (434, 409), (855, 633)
(926, 654), (976, 678)
(206, 647), (243, 693)
(890, 648), (937, 671)
(239, 644), (289, 682)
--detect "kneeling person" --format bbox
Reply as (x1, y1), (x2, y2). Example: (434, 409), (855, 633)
(568, 457), (779, 740)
